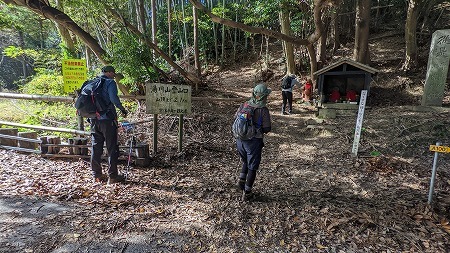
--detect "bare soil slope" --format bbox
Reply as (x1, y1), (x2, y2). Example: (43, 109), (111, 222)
(2, 34), (450, 252)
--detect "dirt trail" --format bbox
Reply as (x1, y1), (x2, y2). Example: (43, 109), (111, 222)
(2, 34), (450, 251)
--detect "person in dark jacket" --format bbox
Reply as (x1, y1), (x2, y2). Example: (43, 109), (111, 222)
(235, 83), (272, 201)
(281, 74), (300, 114)
(90, 65), (128, 184)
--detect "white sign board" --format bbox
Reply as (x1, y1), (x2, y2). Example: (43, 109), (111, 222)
(145, 83), (192, 114)
(351, 90), (368, 156)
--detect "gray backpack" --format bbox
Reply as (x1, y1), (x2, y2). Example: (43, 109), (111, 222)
(232, 102), (257, 140)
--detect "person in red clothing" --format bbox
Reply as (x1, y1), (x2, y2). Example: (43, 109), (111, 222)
(329, 87), (341, 102)
(346, 89), (357, 102)
(302, 78), (313, 102)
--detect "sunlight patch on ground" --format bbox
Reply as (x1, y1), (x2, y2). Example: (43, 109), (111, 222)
(277, 142), (316, 160)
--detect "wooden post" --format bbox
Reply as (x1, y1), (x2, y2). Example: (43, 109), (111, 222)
(0, 128), (18, 147)
(68, 138), (75, 154)
(178, 115), (183, 152)
(47, 136), (61, 154)
(39, 136), (48, 154)
(135, 143), (149, 158)
(153, 114), (158, 154)
(18, 132), (38, 150)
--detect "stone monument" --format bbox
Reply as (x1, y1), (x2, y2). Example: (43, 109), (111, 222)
(422, 29), (450, 106)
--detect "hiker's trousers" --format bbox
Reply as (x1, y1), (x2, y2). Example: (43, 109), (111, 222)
(281, 91), (293, 113)
(236, 137), (264, 191)
(90, 119), (119, 178)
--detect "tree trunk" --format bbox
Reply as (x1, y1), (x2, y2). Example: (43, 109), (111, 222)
(151, 0), (157, 45)
(4, 0), (109, 64)
(54, 0), (76, 57)
(137, 0), (147, 34)
(193, 6), (201, 80)
(317, 16), (329, 65)
(181, 0), (189, 49)
(220, 0), (225, 66)
(108, 7), (201, 85)
(306, 43), (317, 82)
(280, 7), (295, 74)
(233, 0), (238, 62)
(353, 0), (371, 64)
(188, 0), (310, 46)
(85, 46), (92, 69)
(167, 0), (172, 57)
(330, 5), (340, 53)
(38, 18), (44, 48)
(402, 0), (420, 71)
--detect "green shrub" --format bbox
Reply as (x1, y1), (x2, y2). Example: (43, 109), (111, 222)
(20, 74), (65, 96)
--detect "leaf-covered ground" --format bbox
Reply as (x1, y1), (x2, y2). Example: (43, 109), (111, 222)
(2, 34), (450, 252)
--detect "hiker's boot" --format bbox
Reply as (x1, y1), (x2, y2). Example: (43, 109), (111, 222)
(242, 190), (255, 201)
(108, 174), (126, 184)
(93, 174), (108, 183)
(237, 179), (246, 191)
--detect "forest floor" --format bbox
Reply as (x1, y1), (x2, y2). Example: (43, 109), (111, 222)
(2, 32), (450, 252)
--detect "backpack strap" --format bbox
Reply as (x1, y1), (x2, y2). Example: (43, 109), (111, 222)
(253, 107), (263, 128)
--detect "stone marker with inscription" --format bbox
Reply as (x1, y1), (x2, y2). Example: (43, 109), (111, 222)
(422, 29), (450, 106)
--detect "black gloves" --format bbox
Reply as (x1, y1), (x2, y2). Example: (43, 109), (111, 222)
(120, 109), (128, 118)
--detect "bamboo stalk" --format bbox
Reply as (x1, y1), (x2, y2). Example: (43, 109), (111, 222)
(0, 133), (42, 143)
(0, 92), (245, 103)
(0, 145), (41, 154)
(0, 120), (91, 136)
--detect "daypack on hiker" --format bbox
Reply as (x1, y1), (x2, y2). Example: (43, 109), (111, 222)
(74, 78), (110, 118)
(281, 75), (293, 89)
(232, 102), (259, 140)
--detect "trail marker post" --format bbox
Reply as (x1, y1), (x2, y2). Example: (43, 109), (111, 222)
(427, 142), (450, 205)
(351, 90), (368, 157)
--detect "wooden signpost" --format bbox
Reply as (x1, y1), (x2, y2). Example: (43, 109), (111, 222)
(146, 83), (192, 153)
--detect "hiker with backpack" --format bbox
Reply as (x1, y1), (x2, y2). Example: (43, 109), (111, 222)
(233, 83), (272, 201)
(85, 66), (128, 184)
(281, 74), (300, 115)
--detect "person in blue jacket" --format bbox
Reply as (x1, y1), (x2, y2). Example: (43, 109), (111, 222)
(90, 65), (128, 184)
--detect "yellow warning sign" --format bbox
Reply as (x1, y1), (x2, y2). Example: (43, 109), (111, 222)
(62, 59), (87, 93)
(429, 145), (450, 153)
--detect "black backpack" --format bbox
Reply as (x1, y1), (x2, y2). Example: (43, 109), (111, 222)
(74, 78), (110, 118)
(232, 102), (257, 140)
(281, 76), (293, 89)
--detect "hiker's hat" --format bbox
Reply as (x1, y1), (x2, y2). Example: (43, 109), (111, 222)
(101, 65), (116, 73)
(253, 83), (271, 97)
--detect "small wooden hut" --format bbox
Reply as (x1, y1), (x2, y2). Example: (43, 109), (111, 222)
(313, 58), (379, 106)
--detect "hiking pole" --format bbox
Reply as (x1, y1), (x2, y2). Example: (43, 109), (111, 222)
(125, 135), (136, 180)
(120, 121), (135, 180)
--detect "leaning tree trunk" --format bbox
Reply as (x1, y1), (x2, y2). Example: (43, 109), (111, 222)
(4, 0), (108, 64)
(353, 0), (371, 64)
(108, 7), (201, 85)
(402, 0), (420, 71)
(54, 0), (76, 57)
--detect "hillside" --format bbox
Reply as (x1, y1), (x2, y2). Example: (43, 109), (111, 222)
(2, 32), (450, 252)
